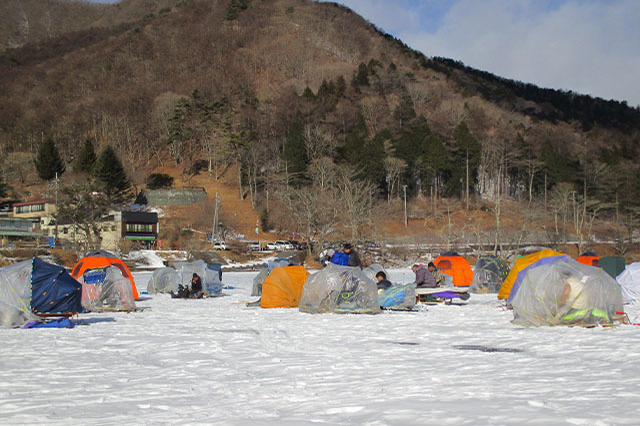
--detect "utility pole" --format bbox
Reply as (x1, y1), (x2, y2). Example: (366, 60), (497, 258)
(403, 185), (408, 228)
(212, 192), (221, 245)
(54, 172), (58, 246)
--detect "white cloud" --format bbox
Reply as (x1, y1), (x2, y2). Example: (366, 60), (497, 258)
(331, 0), (640, 106)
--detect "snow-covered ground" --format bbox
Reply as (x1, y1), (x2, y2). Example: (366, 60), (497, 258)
(2, 269), (640, 425)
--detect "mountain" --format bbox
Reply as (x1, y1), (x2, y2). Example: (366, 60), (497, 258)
(1, 0), (639, 227)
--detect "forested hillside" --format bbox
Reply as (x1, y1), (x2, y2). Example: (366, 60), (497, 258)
(1, 0), (639, 254)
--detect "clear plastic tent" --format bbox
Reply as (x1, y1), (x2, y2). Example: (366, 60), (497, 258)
(379, 284), (416, 310)
(617, 262), (640, 303)
(80, 266), (137, 312)
(469, 255), (509, 293)
(252, 258), (290, 296)
(147, 267), (181, 294)
(0, 260), (39, 328)
(299, 264), (381, 314)
(511, 257), (624, 327)
(362, 264), (385, 283)
(163, 260), (222, 296)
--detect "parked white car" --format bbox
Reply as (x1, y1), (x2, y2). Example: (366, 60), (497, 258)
(275, 240), (294, 251)
(265, 242), (278, 251)
(247, 241), (261, 251)
(213, 241), (226, 251)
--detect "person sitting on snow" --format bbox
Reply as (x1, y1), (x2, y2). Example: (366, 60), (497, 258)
(412, 263), (436, 288)
(190, 273), (203, 298)
(375, 271), (392, 292)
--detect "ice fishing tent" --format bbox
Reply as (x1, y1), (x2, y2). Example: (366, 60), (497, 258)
(147, 267), (181, 293)
(498, 249), (567, 301)
(252, 258), (290, 296)
(577, 252), (600, 267)
(299, 264), (381, 314)
(79, 266), (137, 312)
(600, 257), (626, 279)
(207, 263), (223, 282)
(0, 258), (82, 328)
(379, 284), (416, 310)
(434, 252), (473, 287)
(167, 260), (223, 296)
(616, 262), (640, 303)
(511, 257), (623, 327)
(362, 264), (385, 283)
(469, 255), (510, 293)
(71, 250), (139, 300)
(260, 266), (309, 308)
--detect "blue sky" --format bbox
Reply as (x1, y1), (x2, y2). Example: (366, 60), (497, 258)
(326, 0), (640, 107)
(88, 0), (639, 106)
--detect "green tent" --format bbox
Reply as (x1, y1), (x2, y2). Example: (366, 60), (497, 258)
(599, 257), (625, 279)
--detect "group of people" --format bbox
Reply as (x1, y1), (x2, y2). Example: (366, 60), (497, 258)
(326, 243), (447, 290)
(171, 273), (203, 299)
(326, 243), (362, 268)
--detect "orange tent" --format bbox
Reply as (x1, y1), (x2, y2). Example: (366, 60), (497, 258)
(71, 250), (139, 300)
(434, 253), (473, 287)
(577, 252), (600, 267)
(260, 266), (309, 308)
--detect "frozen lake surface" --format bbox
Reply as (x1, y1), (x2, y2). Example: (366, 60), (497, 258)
(2, 269), (640, 425)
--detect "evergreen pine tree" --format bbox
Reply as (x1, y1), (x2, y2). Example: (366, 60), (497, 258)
(93, 145), (131, 204)
(301, 86), (316, 102)
(355, 63), (369, 86)
(282, 117), (307, 182)
(0, 167), (7, 198)
(34, 139), (66, 181)
(74, 139), (97, 173)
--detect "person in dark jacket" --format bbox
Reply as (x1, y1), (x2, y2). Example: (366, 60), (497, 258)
(190, 273), (203, 298)
(412, 264), (436, 288)
(344, 243), (362, 268)
(375, 271), (392, 291)
(428, 262), (446, 287)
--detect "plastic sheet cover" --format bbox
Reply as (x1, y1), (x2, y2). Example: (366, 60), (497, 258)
(81, 266), (137, 312)
(172, 260), (222, 296)
(0, 260), (38, 328)
(511, 258), (623, 327)
(362, 264), (385, 283)
(379, 284), (416, 310)
(469, 255), (509, 294)
(147, 267), (181, 293)
(299, 264), (381, 314)
(617, 262), (640, 303)
(252, 259), (290, 296)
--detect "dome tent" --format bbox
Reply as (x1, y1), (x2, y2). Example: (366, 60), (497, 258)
(251, 258), (290, 296)
(147, 267), (181, 294)
(299, 264), (381, 314)
(434, 253), (473, 287)
(260, 266), (309, 308)
(0, 258), (82, 328)
(511, 257), (623, 327)
(577, 251), (600, 267)
(163, 260), (222, 296)
(71, 250), (139, 300)
(469, 255), (509, 293)
(80, 266), (137, 312)
(498, 249), (567, 301)
(617, 262), (640, 303)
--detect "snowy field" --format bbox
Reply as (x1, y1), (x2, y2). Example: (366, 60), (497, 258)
(2, 268), (640, 425)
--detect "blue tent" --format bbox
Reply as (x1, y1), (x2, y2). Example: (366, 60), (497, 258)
(207, 263), (223, 281)
(30, 258), (83, 316)
(0, 258), (83, 327)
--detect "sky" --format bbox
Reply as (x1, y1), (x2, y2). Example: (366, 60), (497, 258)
(324, 0), (640, 107)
